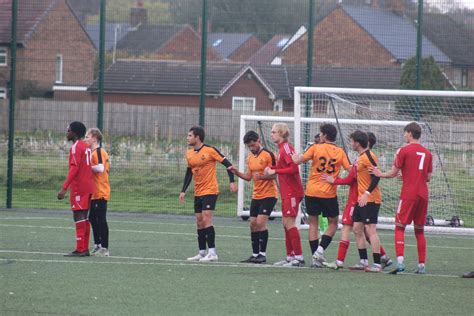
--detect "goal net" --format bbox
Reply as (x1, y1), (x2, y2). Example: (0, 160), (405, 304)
(237, 87), (474, 233)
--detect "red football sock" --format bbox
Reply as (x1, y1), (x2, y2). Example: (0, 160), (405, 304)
(75, 220), (87, 252)
(84, 219), (91, 252)
(337, 240), (350, 262)
(394, 226), (406, 258)
(380, 244), (386, 257)
(414, 228), (426, 264)
(284, 228), (293, 257)
(288, 227), (302, 256)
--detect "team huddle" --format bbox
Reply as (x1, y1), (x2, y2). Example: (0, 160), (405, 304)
(59, 120), (432, 274)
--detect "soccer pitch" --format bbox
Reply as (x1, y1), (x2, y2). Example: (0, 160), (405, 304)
(1, 209), (473, 315)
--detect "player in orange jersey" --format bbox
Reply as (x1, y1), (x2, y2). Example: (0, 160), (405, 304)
(180, 126), (237, 263)
(228, 131), (278, 264)
(85, 128), (111, 257)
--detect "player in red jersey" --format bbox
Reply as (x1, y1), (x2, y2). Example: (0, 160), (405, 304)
(57, 121), (95, 257)
(371, 122), (432, 274)
(322, 133), (392, 270)
(261, 123), (305, 267)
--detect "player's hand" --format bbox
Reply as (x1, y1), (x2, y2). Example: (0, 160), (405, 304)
(179, 192), (186, 203)
(57, 188), (66, 200)
(229, 182), (238, 193)
(358, 192), (369, 207)
(368, 166), (382, 177)
(322, 174), (335, 184)
(264, 167), (275, 176)
(227, 166), (236, 174)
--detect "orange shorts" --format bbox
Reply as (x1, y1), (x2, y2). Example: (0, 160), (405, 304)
(70, 193), (92, 211)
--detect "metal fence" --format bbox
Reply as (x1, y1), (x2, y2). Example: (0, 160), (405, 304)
(1, 0), (473, 225)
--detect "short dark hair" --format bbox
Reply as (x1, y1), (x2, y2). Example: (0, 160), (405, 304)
(404, 122), (422, 139)
(243, 130), (259, 144)
(68, 121), (86, 138)
(350, 130), (368, 149)
(367, 132), (376, 149)
(189, 126), (205, 142)
(320, 123), (337, 142)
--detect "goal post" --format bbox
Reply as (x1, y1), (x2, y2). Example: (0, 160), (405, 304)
(237, 87), (474, 234)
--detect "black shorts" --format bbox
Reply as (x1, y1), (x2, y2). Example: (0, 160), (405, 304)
(352, 203), (380, 224)
(90, 199), (107, 214)
(194, 195), (218, 213)
(250, 197), (277, 217)
(305, 196), (339, 218)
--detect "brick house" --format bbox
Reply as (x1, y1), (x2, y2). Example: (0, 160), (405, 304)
(0, 0), (96, 99)
(277, 4), (449, 69)
(249, 34), (290, 65)
(208, 33), (263, 62)
(114, 6), (220, 62)
(55, 60), (401, 113)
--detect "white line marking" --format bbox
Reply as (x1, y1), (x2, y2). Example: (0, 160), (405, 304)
(0, 253), (463, 278)
(1, 216), (473, 239)
(1, 223), (472, 250)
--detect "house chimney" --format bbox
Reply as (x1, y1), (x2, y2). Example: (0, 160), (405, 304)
(130, 0), (147, 27)
(387, 0), (406, 15)
(197, 18), (211, 34)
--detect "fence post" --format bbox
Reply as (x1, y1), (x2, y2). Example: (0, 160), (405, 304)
(6, 0), (18, 208)
(414, 0), (423, 121)
(199, 0), (208, 127)
(97, 0), (106, 132)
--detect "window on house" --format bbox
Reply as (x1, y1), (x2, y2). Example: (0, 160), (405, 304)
(232, 97), (256, 111)
(0, 87), (6, 99)
(55, 54), (63, 83)
(461, 68), (468, 88)
(0, 48), (7, 66)
(273, 100), (283, 112)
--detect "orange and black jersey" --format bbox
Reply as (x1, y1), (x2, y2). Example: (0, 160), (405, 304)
(247, 148), (278, 199)
(302, 143), (350, 198)
(356, 149), (382, 204)
(182, 144), (234, 196)
(91, 147), (110, 200)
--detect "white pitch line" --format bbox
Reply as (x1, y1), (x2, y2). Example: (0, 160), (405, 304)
(1, 223), (473, 250)
(1, 216), (473, 239)
(0, 257), (463, 279)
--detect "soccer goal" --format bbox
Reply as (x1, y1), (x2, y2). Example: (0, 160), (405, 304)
(237, 87), (474, 234)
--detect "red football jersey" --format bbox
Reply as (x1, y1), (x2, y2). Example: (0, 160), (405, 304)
(394, 143), (432, 200)
(273, 141), (304, 198)
(334, 163), (358, 206)
(62, 140), (95, 195)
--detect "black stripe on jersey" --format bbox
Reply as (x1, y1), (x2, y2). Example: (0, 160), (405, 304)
(206, 144), (226, 158)
(97, 147), (103, 164)
(364, 150), (377, 167)
(262, 148), (276, 166)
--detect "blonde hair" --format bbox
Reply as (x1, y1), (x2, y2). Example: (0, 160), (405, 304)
(86, 127), (103, 142)
(273, 123), (290, 140)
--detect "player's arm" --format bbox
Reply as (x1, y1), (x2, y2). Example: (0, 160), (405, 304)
(325, 165), (356, 186)
(91, 148), (105, 173)
(179, 167), (193, 203)
(427, 173), (432, 182)
(291, 144), (314, 165)
(228, 166), (252, 181)
(369, 164), (399, 178)
(58, 149), (81, 199)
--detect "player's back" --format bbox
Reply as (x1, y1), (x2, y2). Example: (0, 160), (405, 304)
(69, 140), (95, 195)
(395, 143), (432, 200)
(91, 147), (110, 200)
(304, 143), (350, 198)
